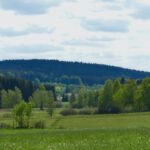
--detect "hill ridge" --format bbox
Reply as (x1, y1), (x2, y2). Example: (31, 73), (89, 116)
(0, 59), (149, 85)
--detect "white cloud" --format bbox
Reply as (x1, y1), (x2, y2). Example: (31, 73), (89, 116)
(81, 19), (130, 32)
(0, 0), (62, 14)
(0, 0), (149, 71)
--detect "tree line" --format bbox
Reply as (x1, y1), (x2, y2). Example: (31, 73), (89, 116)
(0, 84), (54, 111)
(68, 77), (150, 114)
(1, 76), (150, 115)
(0, 76), (56, 108)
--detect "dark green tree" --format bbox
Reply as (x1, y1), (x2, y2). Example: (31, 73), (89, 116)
(113, 79), (136, 112)
(113, 79), (121, 94)
(140, 78), (150, 110)
(47, 91), (54, 116)
(98, 80), (114, 113)
(134, 86), (145, 112)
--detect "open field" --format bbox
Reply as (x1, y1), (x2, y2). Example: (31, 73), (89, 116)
(1, 110), (150, 149)
(1, 128), (150, 150)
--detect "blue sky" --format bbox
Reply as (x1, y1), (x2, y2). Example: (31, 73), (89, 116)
(0, 0), (150, 71)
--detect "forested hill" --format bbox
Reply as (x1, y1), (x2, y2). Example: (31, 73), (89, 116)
(0, 59), (150, 85)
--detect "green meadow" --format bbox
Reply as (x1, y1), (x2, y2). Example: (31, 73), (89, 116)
(1, 110), (150, 150)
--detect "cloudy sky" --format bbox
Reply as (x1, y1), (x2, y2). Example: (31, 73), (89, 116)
(0, 0), (150, 71)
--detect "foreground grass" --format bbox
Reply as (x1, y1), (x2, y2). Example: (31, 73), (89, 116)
(0, 128), (150, 150)
(1, 110), (150, 149)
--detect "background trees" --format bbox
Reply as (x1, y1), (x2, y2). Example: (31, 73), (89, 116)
(1, 87), (23, 108)
(0, 76), (56, 102)
(140, 78), (150, 110)
(69, 86), (99, 109)
(30, 84), (54, 113)
(1, 75), (150, 115)
(98, 80), (114, 113)
(0, 59), (149, 86)
(67, 77), (150, 114)
(98, 78), (150, 113)
(47, 91), (55, 116)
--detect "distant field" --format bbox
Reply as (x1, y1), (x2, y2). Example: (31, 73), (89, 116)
(1, 109), (150, 149)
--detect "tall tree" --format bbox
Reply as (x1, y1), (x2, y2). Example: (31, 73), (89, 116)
(140, 78), (150, 110)
(1, 87), (23, 108)
(134, 86), (145, 112)
(113, 79), (121, 94)
(77, 87), (87, 108)
(123, 79), (137, 107)
(47, 91), (54, 116)
(30, 84), (54, 111)
(98, 80), (114, 113)
(113, 79), (136, 112)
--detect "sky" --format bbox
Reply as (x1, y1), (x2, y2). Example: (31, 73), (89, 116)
(0, 0), (150, 71)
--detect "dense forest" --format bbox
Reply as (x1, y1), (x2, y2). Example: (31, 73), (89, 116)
(0, 59), (150, 85)
(0, 76), (55, 103)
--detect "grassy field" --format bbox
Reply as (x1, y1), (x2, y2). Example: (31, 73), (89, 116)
(1, 109), (150, 149)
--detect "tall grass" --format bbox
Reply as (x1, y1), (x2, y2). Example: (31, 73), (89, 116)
(0, 128), (150, 150)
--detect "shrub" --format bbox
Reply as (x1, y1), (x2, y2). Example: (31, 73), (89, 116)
(71, 103), (83, 109)
(0, 122), (11, 129)
(2, 113), (12, 118)
(124, 105), (134, 113)
(79, 108), (96, 115)
(33, 120), (46, 129)
(13, 102), (32, 128)
(60, 108), (77, 116)
(93, 109), (98, 114)
(47, 107), (54, 117)
(58, 125), (65, 129)
(54, 102), (63, 108)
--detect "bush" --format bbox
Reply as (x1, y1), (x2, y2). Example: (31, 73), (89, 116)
(48, 107), (54, 117)
(93, 109), (98, 114)
(54, 102), (63, 108)
(33, 120), (46, 129)
(13, 102), (32, 128)
(60, 108), (77, 116)
(71, 103), (83, 109)
(2, 113), (12, 118)
(0, 122), (11, 129)
(79, 108), (96, 115)
(124, 105), (134, 113)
